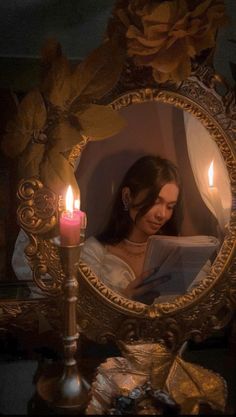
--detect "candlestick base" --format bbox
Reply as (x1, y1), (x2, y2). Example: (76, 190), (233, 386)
(36, 237), (89, 412)
(37, 363), (90, 412)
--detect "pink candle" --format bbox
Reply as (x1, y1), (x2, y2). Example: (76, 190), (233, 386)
(59, 186), (82, 246)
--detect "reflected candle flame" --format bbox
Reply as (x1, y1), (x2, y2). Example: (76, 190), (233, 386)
(208, 160), (226, 233)
(208, 160), (214, 187)
(74, 199), (80, 210)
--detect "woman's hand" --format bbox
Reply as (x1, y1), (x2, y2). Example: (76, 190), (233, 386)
(122, 269), (161, 304)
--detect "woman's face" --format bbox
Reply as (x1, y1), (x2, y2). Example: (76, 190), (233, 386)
(128, 182), (179, 242)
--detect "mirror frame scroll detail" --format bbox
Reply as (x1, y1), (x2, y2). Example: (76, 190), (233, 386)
(6, 63), (236, 347)
(16, 178), (64, 295)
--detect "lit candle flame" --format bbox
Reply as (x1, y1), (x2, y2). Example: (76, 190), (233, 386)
(74, 198), (80, 210)
(208, 160), (214, 187)
(66, 185), (74, 213)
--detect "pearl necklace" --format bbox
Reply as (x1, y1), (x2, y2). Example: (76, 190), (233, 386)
(120, 239), (148, 258)
(124, 238), (147, 246)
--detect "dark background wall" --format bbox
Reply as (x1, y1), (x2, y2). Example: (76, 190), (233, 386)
(0, 0), (236, 91)
(0, 0), (114, 91)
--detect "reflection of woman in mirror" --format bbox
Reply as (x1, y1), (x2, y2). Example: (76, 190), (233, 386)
(81, 155), (183, 304)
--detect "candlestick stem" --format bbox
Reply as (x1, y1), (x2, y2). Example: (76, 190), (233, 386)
(37, 242), (89, 412)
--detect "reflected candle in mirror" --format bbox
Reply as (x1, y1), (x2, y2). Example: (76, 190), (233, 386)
(59, 186), (84, 246)
(74, 199), (87, 230)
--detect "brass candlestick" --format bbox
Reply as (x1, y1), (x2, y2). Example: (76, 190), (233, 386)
(37, 240), (89, 412)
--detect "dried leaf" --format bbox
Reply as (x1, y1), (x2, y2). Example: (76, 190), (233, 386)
(39, 149), (79, 195)
(43, 57), (72, 107)
(18, 142), (45, 178)
(119, 341), (227, 415)
(75, 104), (125, 140)
(71, 39), (125, 104)
(166, 357), (227, 414)
(49, 121), (83, 153)
(119, 341), (175, 388)
(1, 89), (47, 158)
(40, 40), (72, 107)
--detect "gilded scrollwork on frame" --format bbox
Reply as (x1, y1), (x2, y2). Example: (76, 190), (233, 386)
(68, 135), (89, 167)
(17, 178), (65, 294)
(17, 178), (58, 234)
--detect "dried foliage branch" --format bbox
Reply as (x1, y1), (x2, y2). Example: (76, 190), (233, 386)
(2, 38), (125, 194)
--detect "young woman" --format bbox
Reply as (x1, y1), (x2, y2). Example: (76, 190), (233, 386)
(81, 155), (183, 304)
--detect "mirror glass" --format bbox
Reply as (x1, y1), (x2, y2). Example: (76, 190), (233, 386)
(76, 100), (232, 305)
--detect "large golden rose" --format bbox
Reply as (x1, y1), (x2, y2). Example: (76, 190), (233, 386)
(124, 0), (227, 83)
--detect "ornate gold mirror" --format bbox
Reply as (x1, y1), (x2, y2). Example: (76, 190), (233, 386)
(1, 0), (235, 353)
(74, 68), (235, 347)
(5, 65), (234, 351)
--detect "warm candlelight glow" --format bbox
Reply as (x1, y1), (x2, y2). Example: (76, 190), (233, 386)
(60, 186), (86, 246)
(66, 186), (74, 213)
(208, 160), (214, 187)
(208, 160), (226, 233)
(74, 198), (80, 210)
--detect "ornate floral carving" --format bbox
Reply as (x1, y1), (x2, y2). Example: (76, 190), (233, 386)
(16, 178), (65, 294)
(17, 178), (58, 234)
(79, 262), (148, 315)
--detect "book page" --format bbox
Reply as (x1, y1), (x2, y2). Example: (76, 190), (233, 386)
(142, 235), (219, 296)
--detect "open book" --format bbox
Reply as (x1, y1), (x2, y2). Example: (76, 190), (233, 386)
(142, 235), (219, 298)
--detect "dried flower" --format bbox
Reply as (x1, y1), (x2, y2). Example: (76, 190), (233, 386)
(119, 0), (227, 83)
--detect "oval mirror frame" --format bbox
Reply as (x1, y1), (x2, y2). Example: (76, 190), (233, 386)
(75, 63), (236, 347)
(15, 63), (236, 348)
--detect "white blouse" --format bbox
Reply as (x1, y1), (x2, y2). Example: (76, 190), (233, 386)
(80, 237), (136, 295)
(80, 236), (211, 300)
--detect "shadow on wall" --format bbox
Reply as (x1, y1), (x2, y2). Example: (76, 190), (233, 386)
(0, 89), (20, 281)
(79, 149), (143, 238)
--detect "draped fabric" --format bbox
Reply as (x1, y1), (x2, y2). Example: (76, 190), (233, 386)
(184, 112), (232, 232)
